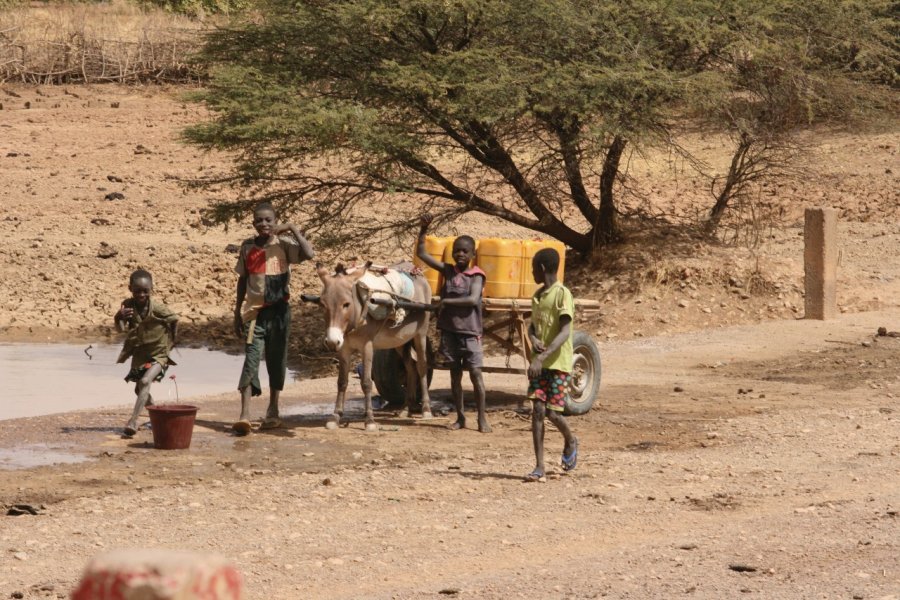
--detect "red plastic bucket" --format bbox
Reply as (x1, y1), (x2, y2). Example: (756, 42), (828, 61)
(147, 404), (198, 450)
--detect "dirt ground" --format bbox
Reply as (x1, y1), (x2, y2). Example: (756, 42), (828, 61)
(0, 85), (899, 599)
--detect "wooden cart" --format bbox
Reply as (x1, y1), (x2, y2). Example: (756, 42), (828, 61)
(372, 296), (602, 415)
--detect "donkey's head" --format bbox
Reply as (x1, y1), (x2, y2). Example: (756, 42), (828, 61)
(311, 262), (369, 351)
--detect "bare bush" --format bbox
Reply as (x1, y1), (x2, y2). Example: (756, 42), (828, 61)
(0, 1), (209, 84)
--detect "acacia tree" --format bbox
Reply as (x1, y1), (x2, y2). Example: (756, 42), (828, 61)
(692, 0), (897, 231)
(186, 0), (896, 253)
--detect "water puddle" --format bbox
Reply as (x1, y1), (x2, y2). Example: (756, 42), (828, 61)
(0, 342), (302, 421)
(0, 444), (90, 470)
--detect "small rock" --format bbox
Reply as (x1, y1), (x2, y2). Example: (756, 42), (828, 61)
(439, 589), (460, 595)
(728, 564), (757, 573)
(7, 504), (39, 516)
(321, 477), (333, 486)
(673, 386), (684, 393)
(13, 551), (28, 561)
(678, 300), (689, 308)
(106, 175), (123, 183)
(104, 192), (125, 201)
(225, 244), (241, 254)
(97, 243), (118, 259)
(134, 144), (152, 155)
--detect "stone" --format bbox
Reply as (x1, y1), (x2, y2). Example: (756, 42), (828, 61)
(70, 549), (241, 600)
(97, 243), (118, 259)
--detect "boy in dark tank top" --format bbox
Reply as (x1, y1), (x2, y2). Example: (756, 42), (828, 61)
(416, 215), (491, 433)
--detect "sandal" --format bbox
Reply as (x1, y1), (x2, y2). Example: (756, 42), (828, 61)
(562, 438), (578, 472)
(523, 468), (545, 482)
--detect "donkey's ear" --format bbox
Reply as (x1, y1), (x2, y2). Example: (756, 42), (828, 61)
(316, 263), (330, 281)
(335, 263), (346, 275)
(349, 263), (368, 281)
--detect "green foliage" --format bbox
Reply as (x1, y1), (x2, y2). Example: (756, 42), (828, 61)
(186, 0), (898, 252)
(137, 0), (248, 16)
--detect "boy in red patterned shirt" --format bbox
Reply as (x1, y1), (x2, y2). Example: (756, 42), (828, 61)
(232, 202), (314, 435)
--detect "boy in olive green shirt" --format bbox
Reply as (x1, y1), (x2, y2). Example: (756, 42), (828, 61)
(115, 269), (179, 437)
(525, 248), (578, 481)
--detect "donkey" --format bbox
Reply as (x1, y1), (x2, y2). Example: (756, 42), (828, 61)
(305, 262), (434, 430)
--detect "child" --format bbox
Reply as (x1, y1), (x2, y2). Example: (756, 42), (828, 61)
(416, 214), (491, 433)
(115, 269), (179, 438)
(525, 247), (578, 481)
(232, 202), (315, 436)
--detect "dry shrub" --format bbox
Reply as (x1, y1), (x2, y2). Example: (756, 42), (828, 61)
(0, 1), (209, 84)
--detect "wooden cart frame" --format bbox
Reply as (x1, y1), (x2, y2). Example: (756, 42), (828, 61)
(373, 297), (603, 415)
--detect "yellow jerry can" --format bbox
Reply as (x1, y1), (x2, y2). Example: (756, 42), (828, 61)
(476, 238), (523, 299)
(520, 239), (566, 298)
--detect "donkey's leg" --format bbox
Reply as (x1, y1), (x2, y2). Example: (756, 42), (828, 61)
(413, 329), (433, 420)
(361, 341), (377, 431)
(328, 351), (350, 430)
(398, 345), (414, 419)
(399, 344), (417, 418)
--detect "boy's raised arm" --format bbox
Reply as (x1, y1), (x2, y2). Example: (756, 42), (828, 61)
(276, 223), (315, 261)
(114, 300), (132, 332)
(415, 214), (445, 272)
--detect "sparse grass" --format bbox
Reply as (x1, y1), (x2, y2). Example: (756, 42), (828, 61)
(0, 0), (209, 84)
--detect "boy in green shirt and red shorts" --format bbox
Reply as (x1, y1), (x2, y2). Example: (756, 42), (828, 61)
(525, 248), (578, 481)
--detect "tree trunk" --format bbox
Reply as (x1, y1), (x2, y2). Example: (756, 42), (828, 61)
(592, 135), (625, 249)
(707, 134), (752, 231)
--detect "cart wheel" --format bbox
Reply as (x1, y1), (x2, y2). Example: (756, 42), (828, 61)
(564, 330), (602, 415)
(372, 343), (434, 408)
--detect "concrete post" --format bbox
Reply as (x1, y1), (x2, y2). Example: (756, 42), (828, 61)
(804, 207), (838, 320)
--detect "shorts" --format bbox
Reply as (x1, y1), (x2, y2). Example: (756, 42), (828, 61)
(438, 331), (483, 370)
(528, 369), (571, 412)
(124, 361), (167, 384)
